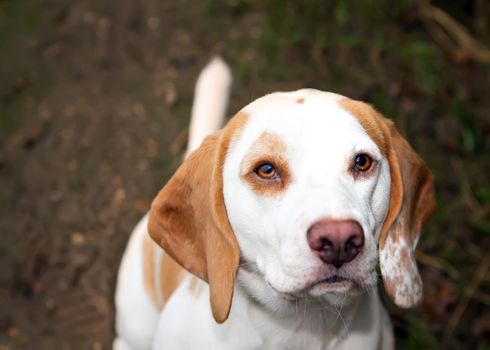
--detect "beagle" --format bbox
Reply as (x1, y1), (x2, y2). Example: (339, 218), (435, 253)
(114, 58), (436, 350)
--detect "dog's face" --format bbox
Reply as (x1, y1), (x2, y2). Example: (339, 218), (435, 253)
(149, 89), (436, 323)
(223, 90), (390, 305)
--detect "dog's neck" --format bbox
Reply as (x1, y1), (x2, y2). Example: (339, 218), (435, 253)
(235, 263), (367, 346)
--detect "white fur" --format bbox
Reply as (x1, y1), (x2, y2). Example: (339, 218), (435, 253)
(186, 56), (232, 157)
(380, 232), (422, 307)
(114, 61), (396, 349)
(114, 214), (160, 350)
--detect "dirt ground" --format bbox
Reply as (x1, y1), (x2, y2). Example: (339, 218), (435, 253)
(0, 1), (489, 349)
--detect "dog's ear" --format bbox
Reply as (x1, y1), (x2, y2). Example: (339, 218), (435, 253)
(148, 114), (247, 323)
(378, 118), (436, 308)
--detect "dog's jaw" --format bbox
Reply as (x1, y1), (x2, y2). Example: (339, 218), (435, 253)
(236, 256), (373, 315)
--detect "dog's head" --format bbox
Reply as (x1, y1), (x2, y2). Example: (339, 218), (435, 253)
(148, 89), (436, 323)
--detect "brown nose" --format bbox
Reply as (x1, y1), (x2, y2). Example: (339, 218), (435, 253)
(307, 220), (364, 268)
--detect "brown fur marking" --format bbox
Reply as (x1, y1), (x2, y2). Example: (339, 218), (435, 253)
(144, 233), (203, 311)
(160, 253), (185, 305)
(240, 131), (291, 196)
(339, 99), (388, 155)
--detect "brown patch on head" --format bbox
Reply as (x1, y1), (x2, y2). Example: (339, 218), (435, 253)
(148, 112), (248, 323)
(339, 98), (388, 155)
(240, 131), (291, 196)
(296, 97), (305, 104)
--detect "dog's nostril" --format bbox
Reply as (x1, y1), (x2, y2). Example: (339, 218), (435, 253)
(345, 240), (354, 250)
(346, 234), (363, 248)
(345, 244), (361, 257)
(320, 238), (333, 248)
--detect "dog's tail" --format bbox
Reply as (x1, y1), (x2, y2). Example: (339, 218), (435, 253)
(185, 57), (232, 157)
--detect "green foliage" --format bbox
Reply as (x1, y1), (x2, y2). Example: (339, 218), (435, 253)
(400, 41), (440, 94)
(256, 0), (412, 55)
(403, 316), (439, 350)
(449, 99), (483, 154)
(369, 87), (398, 119)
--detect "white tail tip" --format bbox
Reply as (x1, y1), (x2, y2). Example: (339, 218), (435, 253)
(186, 57), (232, 157)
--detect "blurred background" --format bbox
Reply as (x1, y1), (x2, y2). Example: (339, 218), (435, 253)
(0, 0), (489, 349)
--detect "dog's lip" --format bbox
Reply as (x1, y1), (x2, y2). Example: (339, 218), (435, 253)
(304, 274), (355, 292)
(313, 274), (350, 285)
(265, 273), (364, 301)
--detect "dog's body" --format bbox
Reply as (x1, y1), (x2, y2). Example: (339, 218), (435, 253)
(114, 58), (435, 350)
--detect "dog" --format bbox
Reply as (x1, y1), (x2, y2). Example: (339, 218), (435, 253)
(114, 57), (436, 350)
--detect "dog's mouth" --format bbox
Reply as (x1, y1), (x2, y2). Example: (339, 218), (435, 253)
(305, 274), (354, 295)
(267, 274), (360, 300)
(305, 270), (376, 297)
(314, 275), (349, 284)
(241, 257), (369, 301)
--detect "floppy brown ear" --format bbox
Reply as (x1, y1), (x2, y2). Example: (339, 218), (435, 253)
(148, 114), (247, 323)
(378, 118), (436, 308)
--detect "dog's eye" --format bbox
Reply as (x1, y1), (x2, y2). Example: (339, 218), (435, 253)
(255, 163), (277, 179)
(354, 154), (372, 172)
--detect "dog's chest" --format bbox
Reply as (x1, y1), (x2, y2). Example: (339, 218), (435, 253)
(222, 289), (351, 350)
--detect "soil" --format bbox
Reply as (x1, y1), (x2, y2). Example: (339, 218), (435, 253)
(0, 1), (488, 349)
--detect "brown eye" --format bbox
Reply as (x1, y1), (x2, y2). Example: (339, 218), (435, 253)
(354, 154), (372, 172)
(255, 163), (277, 179)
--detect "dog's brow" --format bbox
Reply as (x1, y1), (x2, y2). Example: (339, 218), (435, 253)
(339, 99), (388, 155)
(249, 131), (287, 155)
(240, 131), (291, 196)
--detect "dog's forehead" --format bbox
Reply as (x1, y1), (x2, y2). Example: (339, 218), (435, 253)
(234, 89), (379, 155)
(242, 89), (345, 116)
